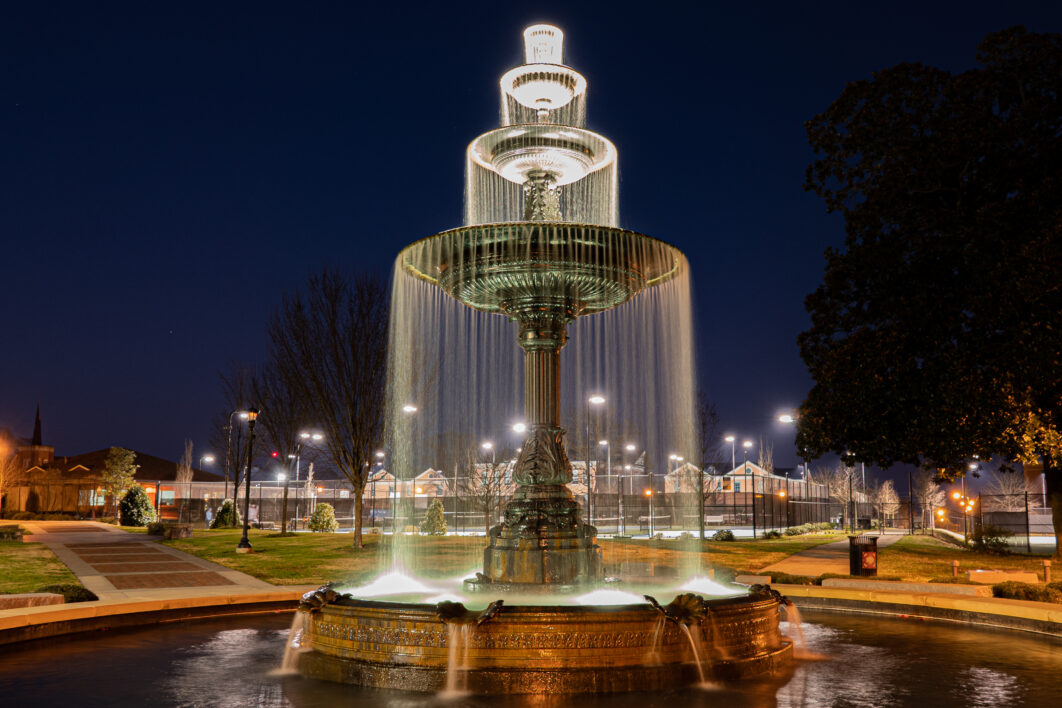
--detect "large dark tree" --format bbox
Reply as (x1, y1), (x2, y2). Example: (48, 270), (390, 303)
(797, 27), (1062, 556)
(269, 270), (389, 548)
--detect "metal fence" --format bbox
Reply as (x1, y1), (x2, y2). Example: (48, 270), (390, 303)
(6, 479), (1053, 550)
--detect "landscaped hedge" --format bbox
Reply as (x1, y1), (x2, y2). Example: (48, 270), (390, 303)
(35, 584), (99, 603)
(3, 512), (79, 521)
(783, 522), (837, 536)
(992, 581), (1062, 603)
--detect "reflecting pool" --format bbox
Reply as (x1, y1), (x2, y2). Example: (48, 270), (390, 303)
(1, 609), (1059, 707)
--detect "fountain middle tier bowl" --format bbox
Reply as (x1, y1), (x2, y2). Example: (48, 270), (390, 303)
(400, 222), (685, 317)
(298, 592), (791, 694)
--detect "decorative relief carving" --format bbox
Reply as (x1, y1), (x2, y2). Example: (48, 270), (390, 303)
(316, 621), (663, 651)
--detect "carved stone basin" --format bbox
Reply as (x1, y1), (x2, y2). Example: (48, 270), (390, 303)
(297, 589), (792, 693)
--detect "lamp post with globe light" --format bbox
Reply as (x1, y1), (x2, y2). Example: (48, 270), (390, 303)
(724, 434), (736, 471)
(236, 408), (259, 553)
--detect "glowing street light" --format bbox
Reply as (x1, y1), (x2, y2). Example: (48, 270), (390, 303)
(513, 422), (527, 434)
(585, 394), (606, 525)
(724, 435), (736, 470)
(236, 407), (259, 553)
(402, 404), (418, 414)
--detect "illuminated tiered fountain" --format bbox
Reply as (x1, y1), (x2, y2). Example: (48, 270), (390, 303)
(296, 24), (792, 693)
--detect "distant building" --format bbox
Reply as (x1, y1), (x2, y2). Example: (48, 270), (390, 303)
(1, 404), (221, 516)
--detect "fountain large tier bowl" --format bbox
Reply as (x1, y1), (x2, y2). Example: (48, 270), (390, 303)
(400, 223), (684, 317)
(297, 589), (792, 694)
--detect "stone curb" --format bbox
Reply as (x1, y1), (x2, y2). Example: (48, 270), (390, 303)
(777, 583), (1062, 636)
(0, 587), (316, 645)
(819, 578), (993, 596)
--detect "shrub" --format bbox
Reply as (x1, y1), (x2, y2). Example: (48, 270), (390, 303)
(712, 529), (735, 541)
(992, 581), (1062, 603)
(309, 503), (339, 532)
(119, 486), (156, 527)
(971, 524), (1013, 554)
(420, 498), (447, 535)
(210, 499), (241, 529)
(8, 511), (38, 521)
(146, 521), (166, 536)
(35, 584), (98, 603)
(0, 525), (23, 541)
(763, 530), (783, 539)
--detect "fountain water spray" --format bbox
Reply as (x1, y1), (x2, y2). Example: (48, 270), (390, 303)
(294, 24), (792, 693)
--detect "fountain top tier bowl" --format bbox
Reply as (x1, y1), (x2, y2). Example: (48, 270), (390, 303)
(400, 222), (685, 320)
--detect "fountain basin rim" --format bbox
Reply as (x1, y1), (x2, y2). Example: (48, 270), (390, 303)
(399, 221), (685, 291)
(317, 590), (770, 616)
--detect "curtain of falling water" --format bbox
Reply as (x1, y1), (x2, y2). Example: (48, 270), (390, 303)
(465, 157), (618, 227)
(385, 231), (697, 577)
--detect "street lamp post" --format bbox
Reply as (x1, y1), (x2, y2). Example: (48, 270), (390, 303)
(725, 435), (736, 471)
(236, 408), (259, 553)
(599, 439), (611, 532)
(743, 440), (754, 538)
(198, 454), (214, 524)
(620, 464), (630, 536)
(224, 410), (248, 502)
(483, 441), (495, 533)
(277, 472), (289, 533)
(645, 489), (654, 537)
(586, 394), (605, 527)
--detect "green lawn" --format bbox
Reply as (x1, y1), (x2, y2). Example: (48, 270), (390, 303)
(878, 534), (1053, 582)
(0, 540), (80, 594)
(162, 530), (847, 586)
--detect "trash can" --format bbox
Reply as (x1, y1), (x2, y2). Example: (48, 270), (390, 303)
(849, 534), (878, 576)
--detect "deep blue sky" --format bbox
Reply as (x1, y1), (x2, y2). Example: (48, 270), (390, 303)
(2, 1), (1059, 480)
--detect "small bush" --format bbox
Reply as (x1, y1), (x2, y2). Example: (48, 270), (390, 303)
(712, 529), (735, 541)
(992, 581), (1062, 603)
(119, 486), (156, 527)
(146, 521), (166, 536)
(35, 584), (98, 603)
(210, 499), (241, 529)
(971, 524), (1013, 554)
(8, 511), (38, 520)
(763, 530), (783, 539)
(309, 503), (339, 532)
(765, 571), (817, 585)
(420, 498), (447, 535)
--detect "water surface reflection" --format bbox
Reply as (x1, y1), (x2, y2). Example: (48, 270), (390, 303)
(0, 610), (1059, 707)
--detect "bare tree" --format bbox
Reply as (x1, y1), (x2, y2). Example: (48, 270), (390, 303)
(211, 365), (267, 505)
(911, 470), (946, 532)
(866, 479), (900, 528)
(757, 435), (774, 473)
(268, 270), (388, 548)
(818, 463), (858, 529)
(0, 440), (25, 515)
(457, 444), (514, 536)
(175, 439), (193, 523)
(982, 472), (1031, 512)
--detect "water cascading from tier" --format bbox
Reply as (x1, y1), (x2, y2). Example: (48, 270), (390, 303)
(384, 24), (697, 584)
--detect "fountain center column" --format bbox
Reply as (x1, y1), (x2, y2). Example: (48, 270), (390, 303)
(475, 307), (603, 588)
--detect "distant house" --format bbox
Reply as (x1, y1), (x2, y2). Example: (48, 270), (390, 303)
(1, 404), (220, 516)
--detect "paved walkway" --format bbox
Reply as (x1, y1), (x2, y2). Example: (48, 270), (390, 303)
(759, 532), (904, 577)
(19, 521), (275, 601)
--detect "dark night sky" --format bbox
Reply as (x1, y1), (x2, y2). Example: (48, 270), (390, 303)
(2, 1), (1059, 482)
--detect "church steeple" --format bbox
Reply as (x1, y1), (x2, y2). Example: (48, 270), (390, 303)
(32, 403), (42, 446)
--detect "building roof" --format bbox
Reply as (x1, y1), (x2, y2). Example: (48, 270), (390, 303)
(53, 448), (223, 482)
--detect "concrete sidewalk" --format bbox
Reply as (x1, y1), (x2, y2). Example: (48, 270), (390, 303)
(759, 533), (904, 577)
(20, 520), (275, 601)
